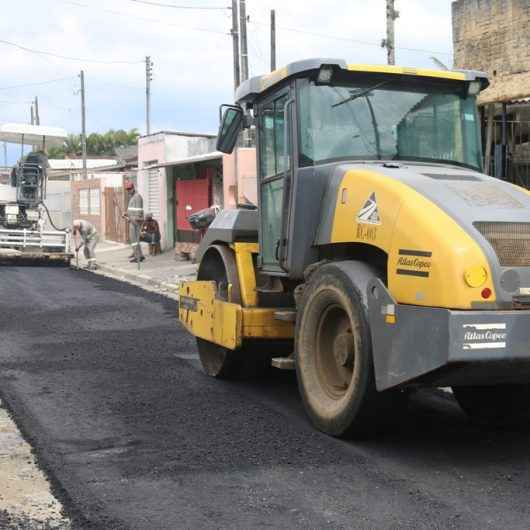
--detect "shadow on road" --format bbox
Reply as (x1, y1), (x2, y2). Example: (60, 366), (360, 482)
(232, 367), (530, 464)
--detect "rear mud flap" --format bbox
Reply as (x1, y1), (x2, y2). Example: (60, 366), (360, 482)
(368, 279), (449, 390)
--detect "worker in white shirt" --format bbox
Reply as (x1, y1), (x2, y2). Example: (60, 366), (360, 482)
(72, 219), (98, 270)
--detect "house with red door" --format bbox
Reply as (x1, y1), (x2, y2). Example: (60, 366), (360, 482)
(137, 130), (257, 258)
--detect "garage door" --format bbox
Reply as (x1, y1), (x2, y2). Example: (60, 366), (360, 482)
(176, 178), (210, 231)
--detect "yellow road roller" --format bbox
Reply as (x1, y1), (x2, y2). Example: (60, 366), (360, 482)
(179, 59), (530, 436)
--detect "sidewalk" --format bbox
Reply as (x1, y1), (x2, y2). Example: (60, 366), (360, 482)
(76, 240), (197, 298)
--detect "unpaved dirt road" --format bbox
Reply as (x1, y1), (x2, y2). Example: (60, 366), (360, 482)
(1, 266), (530, 529)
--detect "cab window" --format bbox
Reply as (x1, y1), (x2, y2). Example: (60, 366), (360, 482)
(259, 94), (289, 178)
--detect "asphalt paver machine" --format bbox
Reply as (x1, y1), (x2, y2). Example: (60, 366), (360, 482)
(179, 59), (530, 436)
(0, 123), (71, 263)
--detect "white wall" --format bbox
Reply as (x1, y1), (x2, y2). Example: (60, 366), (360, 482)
(45, 181), (71, 230)
(0, 183), (16, 203)
(164, 135), (216, 161)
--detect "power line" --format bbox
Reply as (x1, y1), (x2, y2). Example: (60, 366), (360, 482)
(63, 1), (228, 36)
(0, 76), (76, 91)
(0, 100), (33, 104)
(126, 0), (229, 10)
(0, 38), (144, 64)
(248, 20), (452, 57)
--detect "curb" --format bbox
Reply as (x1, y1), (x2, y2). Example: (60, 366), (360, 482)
(89, 263), (195, 298)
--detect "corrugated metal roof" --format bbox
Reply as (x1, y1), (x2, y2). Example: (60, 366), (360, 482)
(48, 159), (118, 170)
(0, 123), (67, 146)
(149, 151), (223, 169)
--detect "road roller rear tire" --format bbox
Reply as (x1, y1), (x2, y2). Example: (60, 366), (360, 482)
(453, 385), (530, 426)
(295, 261), (404, 437)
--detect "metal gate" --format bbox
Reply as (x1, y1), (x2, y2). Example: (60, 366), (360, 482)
(484, 119), (530, 186)
(104, 187), (128, 243)
(175, 178), (210, 243)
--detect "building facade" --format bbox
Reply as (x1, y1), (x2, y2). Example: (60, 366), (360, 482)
(71, 173), (128, 242)
(453, 0), (530, 183)
(137, 131), (259, 256)
(453, 0), (530, 105)
(137, 132), (218, 252)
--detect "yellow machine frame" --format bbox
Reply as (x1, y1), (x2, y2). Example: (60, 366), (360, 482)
(179, 243), (294, 349)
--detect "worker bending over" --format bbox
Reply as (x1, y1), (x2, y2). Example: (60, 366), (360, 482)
(73, 219), (98, 270)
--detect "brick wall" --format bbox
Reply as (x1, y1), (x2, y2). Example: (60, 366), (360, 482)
(452, 0), (530, 104)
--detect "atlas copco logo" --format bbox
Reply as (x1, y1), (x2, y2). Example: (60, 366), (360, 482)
(357, 193), (381, 225)
(396, 256), (431, 271)
(464, 330), (507, 341)
(462, 323), (507, 350)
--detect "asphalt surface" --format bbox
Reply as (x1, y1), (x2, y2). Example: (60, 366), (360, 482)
(1, 266), (530, 529)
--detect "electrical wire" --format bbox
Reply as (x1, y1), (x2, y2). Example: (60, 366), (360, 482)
(0, 39), (144, 64)
(126, 0), (229, 9)
(63, 1), (228, 36)
(0, 76), (76, 91)
(248, 20), (452, 57)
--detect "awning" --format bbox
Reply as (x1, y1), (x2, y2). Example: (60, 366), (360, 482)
(148, 151), (223, 169)
(512, 97), (530, 105)
(0, 123), (67, 147)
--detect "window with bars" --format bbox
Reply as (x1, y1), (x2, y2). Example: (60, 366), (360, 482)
(79, 187), (100, 215)
(90, 188), (100, 215)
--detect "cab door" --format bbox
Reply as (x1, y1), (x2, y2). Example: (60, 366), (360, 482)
(257, 88), (293, 273)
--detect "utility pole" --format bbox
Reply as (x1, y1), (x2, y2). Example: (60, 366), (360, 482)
(382, 0), (399, 65)
(30, 100), (37, 151)
(80, 70), (87, 180)
(34, 96), (40, 125)
(231, 0), (240, 90)
(270, 9), (276, 71)
(239, 0), (248, 82)
(145, 56), (153, 135)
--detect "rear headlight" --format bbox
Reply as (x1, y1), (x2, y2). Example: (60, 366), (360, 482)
(7, 214), (18, 224)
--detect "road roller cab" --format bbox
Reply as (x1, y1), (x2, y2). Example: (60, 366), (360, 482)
(179, 59), (530, 436)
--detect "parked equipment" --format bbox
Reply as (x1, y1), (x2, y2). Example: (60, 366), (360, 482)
(179, 59), (530, 436)
(187, 206), (220, 231)
(0, 124), (71, 263)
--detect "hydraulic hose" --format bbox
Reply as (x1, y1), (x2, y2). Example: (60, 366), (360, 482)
(39, 201), (68, 232)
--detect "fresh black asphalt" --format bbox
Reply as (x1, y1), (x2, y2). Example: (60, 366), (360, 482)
(1, 266), (530, 529)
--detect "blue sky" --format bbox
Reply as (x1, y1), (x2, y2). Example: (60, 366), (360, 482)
(1, 0), (456, 165)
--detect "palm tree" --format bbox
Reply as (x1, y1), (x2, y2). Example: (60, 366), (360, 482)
(46, 129), (139, 158)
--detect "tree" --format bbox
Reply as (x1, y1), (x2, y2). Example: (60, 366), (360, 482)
(47, 128), (139, 159)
